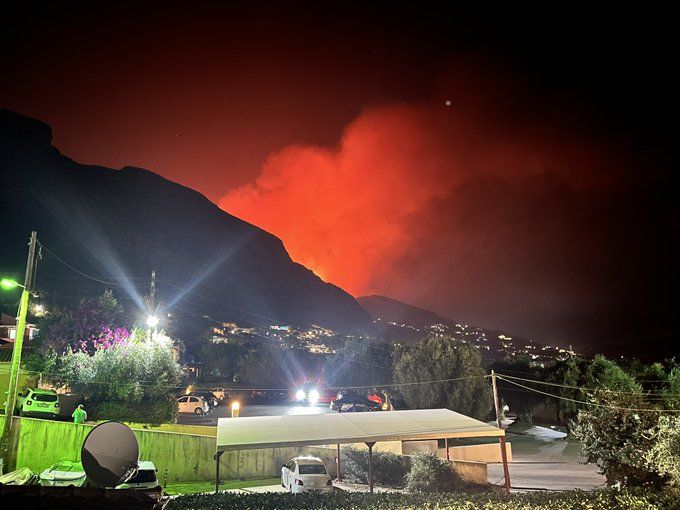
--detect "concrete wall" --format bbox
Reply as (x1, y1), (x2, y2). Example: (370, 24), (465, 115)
(452, 460), (488, 485)
(439, 442), (512, 463)
(402, 440), (438, 455)
(2, 416), (338, 482)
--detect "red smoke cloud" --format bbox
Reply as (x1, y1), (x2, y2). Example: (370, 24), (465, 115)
(218, 70), (651, 345)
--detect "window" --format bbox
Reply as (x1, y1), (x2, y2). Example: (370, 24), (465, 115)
(298, 464), (327, 475)
(127, 469), (157, 484)
(31, 393), (58, 402)
(189, 397), (199, 403)
(178, 397), (188, 403)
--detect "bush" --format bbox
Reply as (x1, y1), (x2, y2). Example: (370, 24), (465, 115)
(342, 446), (409, 487)
(404, 453), (466, 493)
(647, 415), (680, 487)
(93, 394), (178, 425)
(166, 488), (680, 510)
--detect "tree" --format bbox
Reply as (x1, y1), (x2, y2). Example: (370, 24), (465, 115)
(571, 387), (665, 488)
(59, 329), (181, 424)
(233, 346), (288, 387)
(647, 415), (680, 487)
(197, 342), (248, 381)
(32, 289), (124, 355)
(393, 335), (492, 420)
(322, 339), (394, 388)
(543, 355), (639, 427)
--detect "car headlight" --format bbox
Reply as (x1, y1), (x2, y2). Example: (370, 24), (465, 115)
(308, 389), (320, 404)
(295, 389), (306, 401)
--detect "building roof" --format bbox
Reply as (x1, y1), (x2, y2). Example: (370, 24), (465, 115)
(216, 408), (503, 452)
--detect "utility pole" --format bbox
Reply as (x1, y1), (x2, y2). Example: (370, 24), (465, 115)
(1, 231), (38, 471)
(491, 370), (511, 495)
(149, 270), (156, 311)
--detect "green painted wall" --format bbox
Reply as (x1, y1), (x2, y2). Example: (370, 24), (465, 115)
(3, 416), (337, 482)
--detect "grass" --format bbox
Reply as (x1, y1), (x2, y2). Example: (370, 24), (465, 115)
(164, 477), (280, 495)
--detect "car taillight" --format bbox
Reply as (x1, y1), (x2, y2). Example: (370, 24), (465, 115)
(326, 479), (333, 486)
(26, 400), (32, 405)
(295, 479), (304, 486)
(54, 403), (59, 407)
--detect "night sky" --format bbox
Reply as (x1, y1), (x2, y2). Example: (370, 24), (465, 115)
(1, 3), (677, 352)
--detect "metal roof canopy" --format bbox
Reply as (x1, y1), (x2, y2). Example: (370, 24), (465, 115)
(216, 408), (503, 452)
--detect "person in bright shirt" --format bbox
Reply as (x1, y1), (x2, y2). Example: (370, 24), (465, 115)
(72, 404), (87, 424)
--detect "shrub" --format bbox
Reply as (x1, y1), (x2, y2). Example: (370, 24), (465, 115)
(166, 488), (680, 510)
(404, 453), (465, 493)
(647, 415), (680, 487)
(342, 446), (409, 487)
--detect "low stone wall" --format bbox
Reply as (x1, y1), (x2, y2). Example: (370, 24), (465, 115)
(440, 442), (512, 463)
(452, 460), (488, 485)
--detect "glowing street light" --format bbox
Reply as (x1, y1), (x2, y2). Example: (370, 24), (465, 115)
(0, 278), (22, 290)
(231, 401), (240, 418)
(146, 315), (159, 328)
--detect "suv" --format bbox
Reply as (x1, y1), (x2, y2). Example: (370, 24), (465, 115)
(17, 388), (60, 419)
(177, 395), (209, 415)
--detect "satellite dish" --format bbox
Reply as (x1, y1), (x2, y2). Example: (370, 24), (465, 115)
(81, 421), (139, 488)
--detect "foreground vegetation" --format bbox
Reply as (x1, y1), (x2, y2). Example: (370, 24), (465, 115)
(167, 489), (680, 510)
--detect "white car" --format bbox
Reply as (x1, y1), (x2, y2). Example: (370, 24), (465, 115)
(116, 461), (159, 489)
(177, 395), (209, 415)
(281, 456), (333, 493)
(211, 387), (229, 401)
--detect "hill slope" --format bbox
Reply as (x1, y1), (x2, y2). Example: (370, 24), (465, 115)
(0, 109), (371, 332)
(358, 295), (567, 361)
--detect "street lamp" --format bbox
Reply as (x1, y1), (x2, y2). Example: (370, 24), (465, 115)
(146, 315), (159, 328)
(0, 278), (22, 290)
(231, 401), (240, 418)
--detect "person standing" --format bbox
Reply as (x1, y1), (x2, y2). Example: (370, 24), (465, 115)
(72, 404), (87, 424)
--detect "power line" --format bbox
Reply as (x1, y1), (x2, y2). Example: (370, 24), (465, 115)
(497, 376), (680, 413)
(496, 372), (680, 398)
(38, 242), (121, 287)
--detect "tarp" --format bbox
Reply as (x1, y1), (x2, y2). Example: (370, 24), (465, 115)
(217, 408), (503, 452)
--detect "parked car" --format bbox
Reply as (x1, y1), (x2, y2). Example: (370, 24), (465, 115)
(185, 391), (219, 408)
(330, 391), (382, 412)
(17, 388), (60, 419)
(116, 461), (159, 489)
(177, 395), (209, 415)
(210, 387), (230, 401)
(281, 456), (333, 493)
(39, 460), (86, 487)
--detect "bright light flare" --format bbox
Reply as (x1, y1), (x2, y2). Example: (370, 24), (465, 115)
(146, 315), (159, 328)
(231, 401), (240, 411)
(308, 389), (320, 404)
(1, 278), (20, 290)
(295, 389), (306, 401)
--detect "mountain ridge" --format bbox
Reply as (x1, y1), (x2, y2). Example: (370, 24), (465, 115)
(0, 109), (371, 332)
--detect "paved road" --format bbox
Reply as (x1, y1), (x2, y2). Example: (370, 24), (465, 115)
(177, 402), (332, 426)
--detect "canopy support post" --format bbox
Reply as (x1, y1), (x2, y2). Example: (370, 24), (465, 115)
(444, 437), (450, 461)
(214, 451), (224, 494)
(499, 436), (511, 495)
(336, 443), (342, 481)
(365, 441), (376, 494)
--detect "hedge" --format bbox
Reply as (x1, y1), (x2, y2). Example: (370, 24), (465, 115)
(167, 488), (680, 510)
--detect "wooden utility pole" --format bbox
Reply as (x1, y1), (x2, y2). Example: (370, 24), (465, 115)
(1, 231), (38, 471)
(491, 370), (511, 495)
(149, 270), (156, 311)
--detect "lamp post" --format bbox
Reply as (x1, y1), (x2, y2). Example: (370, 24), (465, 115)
(1, 231), (38, 471)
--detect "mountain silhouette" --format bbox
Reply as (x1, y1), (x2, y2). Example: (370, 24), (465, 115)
(0, 109), (371, 332)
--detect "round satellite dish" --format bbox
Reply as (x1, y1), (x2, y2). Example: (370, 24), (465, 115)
(81, 421), (139, 488)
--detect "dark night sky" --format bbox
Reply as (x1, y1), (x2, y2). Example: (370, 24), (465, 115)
(1, 3), (678, 352)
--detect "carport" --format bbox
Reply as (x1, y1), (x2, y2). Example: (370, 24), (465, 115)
(215, 408), (510, 494)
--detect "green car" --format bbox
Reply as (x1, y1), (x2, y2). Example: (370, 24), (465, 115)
(17, 388), (60, 419)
